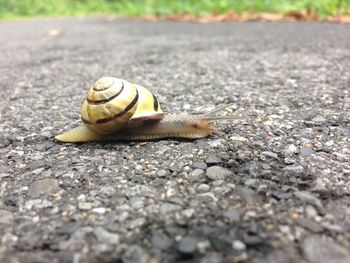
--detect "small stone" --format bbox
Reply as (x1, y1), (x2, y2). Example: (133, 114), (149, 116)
(232, 240), (246, 251)
(94, 226), (120, 244)
(24, 199), (42, 210)
(207, 139), (224, 147)
(302, 236), (350, 263)
(305, 205), (318, 218)
(244, 178), (258, 187)
(206, 166), (233, 180)
(122, 245), (149, 263)
(297, 218), (323, 233)
(299, 147), (314, 157)
(284, 144), (298, 155)
(99, 186), (116, 196)
(160, 203), (182, 214)
(205, 155), (222, 165)
(283, 164), (304, 176)
(261, 151), (279, 159)
(0, 173), (10, 179)
(192, 161), (207, 170)
(78, 202), (92, 210)
(311, 116), (327, 125)
(197, 240), (211, 253)
(230, 136), (248, 143)
(130, 197), (144, 209)
(0, 166), (9, 173)
(0, 209), (14, 224)
(27, 178), (59, 198)
(191, 169), (205, 182)
(253, 141), (264, 148)
(322, 223), (343, 233)
(91, 207), (106, 214)
(57, 222), (80, 235)
(178, 236), (198, 254)
(156, 169), (167, 177)
(1, 232), (18, 245)
(3, 194), (17, 206)
(223, 208), (240, 222)
(77, 194), (86, 201)
(151, 231), (173, 250)
(169, 165), (181, 173)
(197, 184), (210, 192)
(294, 191), (322, 208)
(311, 178), (327, 193)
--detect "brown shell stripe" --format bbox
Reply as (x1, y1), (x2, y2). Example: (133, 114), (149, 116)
(152, 94), (159, 111)
(95, 90), (139, 124)
(87, 82), (124, 105)
(81, 91), (139, 124)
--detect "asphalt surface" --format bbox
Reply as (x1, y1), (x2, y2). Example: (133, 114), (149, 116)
(1, 17), (350, 263)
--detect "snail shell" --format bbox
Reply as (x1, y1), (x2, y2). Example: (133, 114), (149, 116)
(80, 77), (163, 135)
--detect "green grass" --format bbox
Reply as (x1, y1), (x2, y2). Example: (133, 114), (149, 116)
(0, 0), (349, 19)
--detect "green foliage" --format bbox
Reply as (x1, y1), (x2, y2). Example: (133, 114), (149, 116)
(0, 0), (349, 19)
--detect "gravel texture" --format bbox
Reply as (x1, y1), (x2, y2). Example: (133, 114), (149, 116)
(1, 17), (350, 263)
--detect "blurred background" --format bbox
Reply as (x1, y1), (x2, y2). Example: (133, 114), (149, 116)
(0, 0), (349, 20)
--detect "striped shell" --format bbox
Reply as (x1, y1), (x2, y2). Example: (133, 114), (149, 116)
(80, 77), (164, 135)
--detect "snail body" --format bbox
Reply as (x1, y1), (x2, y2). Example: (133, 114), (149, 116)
(55, 77), (233, 143)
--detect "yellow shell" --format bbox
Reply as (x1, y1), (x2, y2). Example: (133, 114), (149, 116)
(80, 77), (163, 135)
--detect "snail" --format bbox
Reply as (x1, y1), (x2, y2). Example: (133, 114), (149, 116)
(55, 77), (237, 142)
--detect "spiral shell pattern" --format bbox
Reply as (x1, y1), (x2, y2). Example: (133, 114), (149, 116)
(80, 77), (163, 135)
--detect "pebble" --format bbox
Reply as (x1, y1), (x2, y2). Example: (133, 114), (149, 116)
(156, 169), (167, 177)
(253, 140), (264, 148)
(297, 218), (323, 233)
(0, 165), (9, 173)
(299, 147), (314, 157)
(191, 169), (205, 182)
(57, 222), (80, 235)
(311, 116), (327, 125)
(78, 202), (92, 210)
(244, 178), (258, 187)
(151, 230), (173, 250)
(169, 165), (181, 173)
(3, 194), (17, 207)
(305, 205), (318, 218)
(302, 236), (350, 263)
(0, 172), (10, 179)
(283, 164), (304, 176)
(232, 240), (246, 251)
(1, 232), (18, 245)
(27, 178), (59, 198)
(24, 199), (42, 210)
(197, 184), (210, 192)
(206, 166), (233, 180)
(261, 151), (279, 159)
(91, 207), (107, 214)
(311, 178), (327, 192)
(294, 191), (323, 208)
(0, 209), (14, 224)
(178, 236), (198, 254)
(99, 186), (116, 196)
(284, 144), (298, 155)
(160, 203), (182, 214)
(207, 139), (225, 147)
(205, 154), (222, 165)
(94, 227), (120, 244)
(230, 136), (248, 143)
(122, 245), (149, 263)
(192, 161), (208, 170)
(223, 208), (240, 222)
